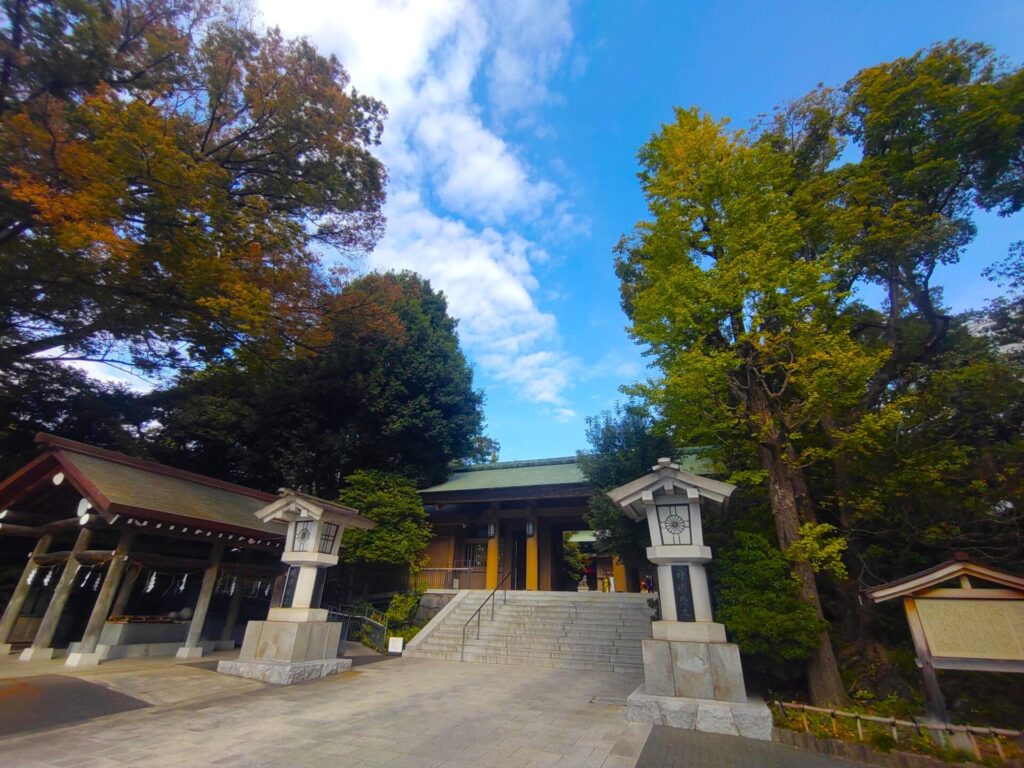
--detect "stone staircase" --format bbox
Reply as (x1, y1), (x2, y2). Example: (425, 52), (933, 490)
(405, 590), (655, 673)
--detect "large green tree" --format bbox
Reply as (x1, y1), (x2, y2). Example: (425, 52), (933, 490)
(616, 41), (1023, 705)
(0, 0), (386, 374)
(147, 271), (485, 495)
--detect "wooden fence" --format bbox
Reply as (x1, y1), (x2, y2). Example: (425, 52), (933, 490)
(774, 700), (1024, 762)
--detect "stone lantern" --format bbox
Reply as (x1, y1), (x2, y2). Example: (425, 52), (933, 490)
(218, 490), (375, 685)
(608, 458), (772, 740)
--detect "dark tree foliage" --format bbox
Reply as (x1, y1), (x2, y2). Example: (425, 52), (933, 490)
(147, 272), (484, 495)
(0, 363), (147, 476)
(577, 402), (674, 567)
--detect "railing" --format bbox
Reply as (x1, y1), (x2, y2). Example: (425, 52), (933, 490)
(324, 604), (388, 654)
(325, 610), (351, 657)
(415, 567), (483, 590)
(775, 701), (1024, 762)
(460, 569), (514, 662)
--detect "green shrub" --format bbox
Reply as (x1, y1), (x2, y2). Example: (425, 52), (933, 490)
(385, 591), (422, 627)
(715, 532), (827, 664)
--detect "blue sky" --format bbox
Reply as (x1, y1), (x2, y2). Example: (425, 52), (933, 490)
(241, 1), (1024, 461)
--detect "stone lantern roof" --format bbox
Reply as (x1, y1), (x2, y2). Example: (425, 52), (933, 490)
(254, 489), (376, 530)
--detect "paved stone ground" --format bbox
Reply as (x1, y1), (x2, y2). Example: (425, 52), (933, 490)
(0, 649), (874, 768)
(637, 725), (874, 768)
(0, 654), (650, 768)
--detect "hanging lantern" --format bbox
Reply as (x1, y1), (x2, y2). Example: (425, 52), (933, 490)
(144, 571), (156, 593)
(80, 568), (91, 588)
(228, 576), (236, 596)
(26, 567), (37, 587)
(92, 572), (101, 591)
(42, 567), (53, 587)
(178, 573), (188, 593)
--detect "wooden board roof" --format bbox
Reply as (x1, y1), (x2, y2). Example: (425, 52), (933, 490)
(864, 555), (1024, 603)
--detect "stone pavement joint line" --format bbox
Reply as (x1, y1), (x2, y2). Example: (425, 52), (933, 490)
(0, 655), (650, 768)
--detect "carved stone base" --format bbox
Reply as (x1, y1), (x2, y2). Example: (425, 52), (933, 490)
(217, 658), (352, 685)
(626, 686), (772, 741)
(238, 620), (343, 664)
(642, 638), (746, 702)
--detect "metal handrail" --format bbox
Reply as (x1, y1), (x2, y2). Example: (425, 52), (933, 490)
(460, 569), (514, 661)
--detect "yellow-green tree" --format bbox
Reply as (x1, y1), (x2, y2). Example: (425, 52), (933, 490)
(617, 42), (1023, 705)
(0, 0), (386, 373)
(618, 106), (872, 705)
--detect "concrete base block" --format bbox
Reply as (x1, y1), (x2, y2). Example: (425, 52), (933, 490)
(214, 640), (236, 651)
(267, 607), (328, 623)
(66, 639), (216, 661)
(217, 657), (352, 685)
(19, 646), (60, 661)
(175, 645), (206, 659)
(626, 686), (773, 741)
(64, 651), (102, 668)
(652, 621), (726, 643)
(0, 643), (14, 655)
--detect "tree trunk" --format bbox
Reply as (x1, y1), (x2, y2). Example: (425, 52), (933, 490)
(756, 433), (849, 706)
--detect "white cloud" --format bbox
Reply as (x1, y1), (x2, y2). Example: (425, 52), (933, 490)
(257, 0), (580, 408)
(552, 407), (578, 423)
(414, 111), (556, 222)
(64, 360), (156, 392)
(370, 191), (577, 404)
(484, 1), (573, 120)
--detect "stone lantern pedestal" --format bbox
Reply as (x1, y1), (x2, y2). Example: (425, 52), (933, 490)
(218, 491), (375, 685)
(608, 459), (772, 740)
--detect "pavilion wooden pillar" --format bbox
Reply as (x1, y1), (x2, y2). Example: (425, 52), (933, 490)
(525, 518), (539, 591)
(612, 557), (628, 593)
(65, 530), (135, 667)
(177, 542), (223, 658)
(110, 565), (138, 617)
(485, 518), (500, 590)
(218, 581), (244, 648)
(218, 551), (252, 649)
(0, 535), (53, 654)
(21, 528), (93, 660)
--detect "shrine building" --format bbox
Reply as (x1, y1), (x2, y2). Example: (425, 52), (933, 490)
(415, 454), (718, 594)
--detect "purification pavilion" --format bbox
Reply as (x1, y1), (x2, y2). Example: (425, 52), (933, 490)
(0, 434), (294, 665)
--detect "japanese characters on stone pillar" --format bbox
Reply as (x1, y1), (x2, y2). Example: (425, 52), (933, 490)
(607, 458), (772, 741)
(218, 490), (375, 685)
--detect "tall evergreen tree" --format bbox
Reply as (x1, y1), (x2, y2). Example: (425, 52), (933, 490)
(148, 271), (485, 494)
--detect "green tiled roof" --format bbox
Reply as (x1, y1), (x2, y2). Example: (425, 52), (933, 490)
(421, 457), (588, 494)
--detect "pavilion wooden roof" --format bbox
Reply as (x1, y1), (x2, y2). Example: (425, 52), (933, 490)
(0, 434), (284, 539)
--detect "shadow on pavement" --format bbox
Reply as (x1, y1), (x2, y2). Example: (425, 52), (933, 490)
(637, 725), (874, 768)
(0, 675), (149, 738)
